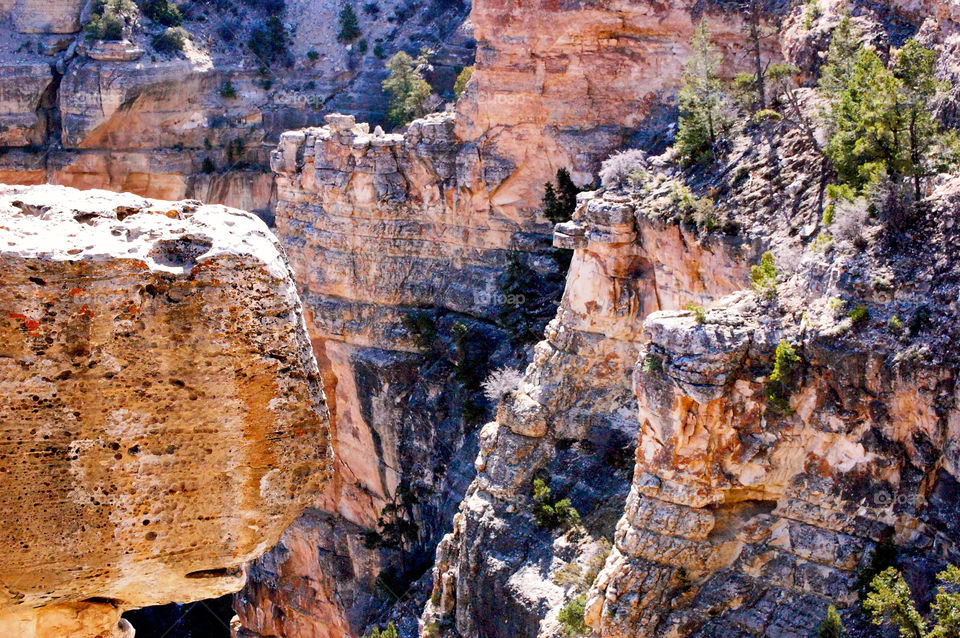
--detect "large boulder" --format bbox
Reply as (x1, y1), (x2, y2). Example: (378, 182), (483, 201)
(0, 185), (332, 637)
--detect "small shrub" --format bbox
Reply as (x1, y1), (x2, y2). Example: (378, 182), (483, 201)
(482, 366), (524, 403)
(750, 251), (778, 299)
(454, 65), (474, 98)
(889, 315), (903, 333)
(532, 478), (580, 531)
(152, 26), (188, 54)
(362, 622), (398, 638)
(642, 354), (662, 374)
(686, 302), (707, 324)
(816, 605), (845, 638)
(357, 39), (368, 54)
(821, 204), (835, 226)
(85, 0), (138, 41)
(307, 49), (319, 61)
(338, 3), (362, 43)
(833, 197), (870, 246)
(558, 594), (589, 636)
(219, 80), (238, 98)
(137, 0), (181, 26)
(752, 108), (782, 123)
(599, 149), (648, 191)
(201, 157), (215, 174)
(374, 43), (386, 59)
(423, 623), (441, 638)
(848, 305), (869, 326)
(402, 311), (437, 350)
(766, 339), (800, 413)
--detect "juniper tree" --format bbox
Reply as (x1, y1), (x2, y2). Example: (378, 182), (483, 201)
(338, 3), (361, 43)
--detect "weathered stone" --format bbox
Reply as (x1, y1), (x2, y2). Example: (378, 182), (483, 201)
(0, 185), (332, 635)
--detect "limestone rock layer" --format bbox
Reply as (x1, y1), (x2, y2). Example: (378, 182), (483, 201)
(0, 185), (331, 635)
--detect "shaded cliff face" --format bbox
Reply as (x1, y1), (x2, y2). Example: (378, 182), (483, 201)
(0, 185), (331, 637)
(0, 0), (473, 212)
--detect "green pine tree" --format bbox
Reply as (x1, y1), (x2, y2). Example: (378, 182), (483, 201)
(817, 605), (846, 638)
(338, 4), (362, 42)
(382, 49), (433, 127)
(674, 19), (731, 166)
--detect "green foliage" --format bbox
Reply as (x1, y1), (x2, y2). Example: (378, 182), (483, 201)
(675, 20), (731, 167)
(865, 567), (928, 638)
(543, 168), (582, 224)
(820, 26), (960, 205)
(374, 43), (386, 59)
(219, 80), (238, 99)
(671, 183), (717, 231)
(856, 534), (899, 599)
(686, 303), (707, 324)
(817, 605), (846, 638)
(889, 315), (903, 333)
(363, 485), (420, 550)
(532, 478), (581, 531)
(201, 157), (215, 174)
(383, 49), (433, 127)
(454, 65), (474, 99)
(137, 0), (180, 26)
(848, 305), (869, 326)
(642, 354), (662, 374)
(402, 311), (437, 351)
(752, 108), (782, 123)
(805, 0), (822, 30)
(766, 339), (801, 413)
(558, 594), (589, 636)
(152, 26), (188, 54)
(249, 16), (292, 68)
(750, 251), (778, 299)
(85, 0), (138, 41)
(307, 49), (319, 61)
(357, 39), (368, 54)
(362, 622), (398, 638)
(338, 4), (362, 43)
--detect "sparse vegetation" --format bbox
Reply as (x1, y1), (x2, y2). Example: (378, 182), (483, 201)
(848, 305), (869, 326)
(152, 26), (188, 54)
(558, 594), (589, 636)
(362, 485), (420, 550)
(307, 49), (319, 61)
(402, 311), (438, 351)
(750, 251), (778, 299)
(531, 478), (580, 531)
(201, 157), (215, 174)
(85, 0), (138, 41)
(383, 49), (433, 127)
(454, 65), (474, 99)
(686, 303), (707, 324)
(889, 315), (903, 333)
(362, 622), (398, 638)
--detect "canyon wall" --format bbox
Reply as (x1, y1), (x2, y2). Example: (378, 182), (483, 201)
(0, 0), (473, 212)
(0, 184), (332, 638)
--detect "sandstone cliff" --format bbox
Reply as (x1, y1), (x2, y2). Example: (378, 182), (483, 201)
(0, 184), (332, 638)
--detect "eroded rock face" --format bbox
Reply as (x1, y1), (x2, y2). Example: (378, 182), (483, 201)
(0, 185), (332, 637)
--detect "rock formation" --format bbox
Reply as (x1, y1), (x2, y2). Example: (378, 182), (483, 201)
(0, 185), (332, 637)
(0, 0), (473, 213)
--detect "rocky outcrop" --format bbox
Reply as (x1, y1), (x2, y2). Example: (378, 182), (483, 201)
(0, 185), (332, 637)
(0, 0), (474, 213)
